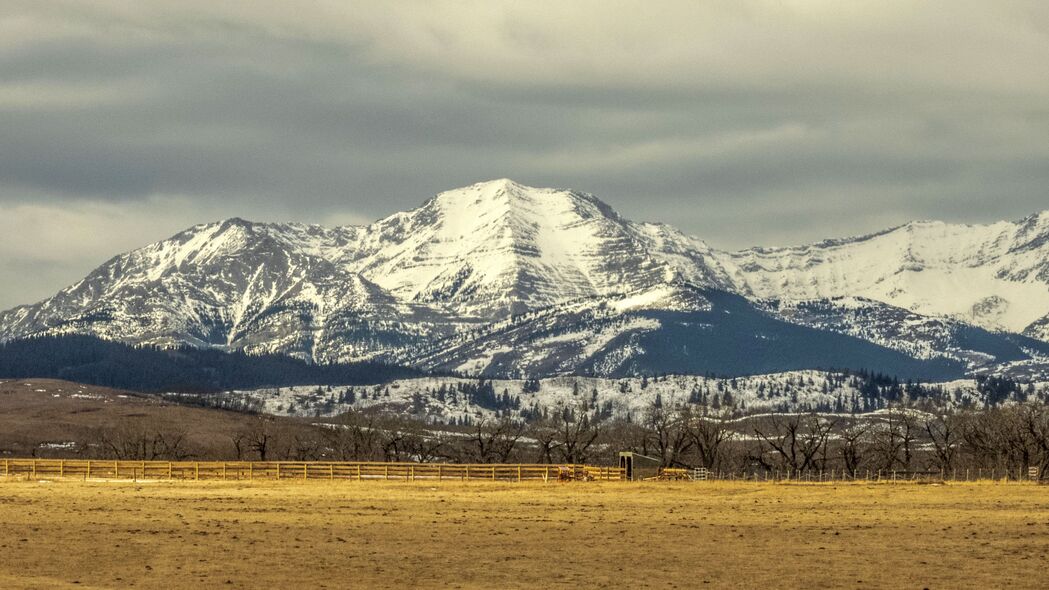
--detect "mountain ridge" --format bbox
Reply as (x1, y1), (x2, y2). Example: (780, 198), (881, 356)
(2, 179), (1048, 380)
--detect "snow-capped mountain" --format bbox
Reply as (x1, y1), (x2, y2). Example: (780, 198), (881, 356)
(723, 212), (1049, 338)
(348, 179), (734, 317)
(2, 179), (1047, 380)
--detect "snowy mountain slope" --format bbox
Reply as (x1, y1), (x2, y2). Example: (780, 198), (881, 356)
(347, 179), (734, 318)
(1025, 313), (1049, 342)
(757, 296), (1049, 370)
(720, 212), (1049, 336)
(0, 218), (442, 361)
(399, 284), (714, 377)
(1, 179), (1048, 380)
(401, 284), (965, 380)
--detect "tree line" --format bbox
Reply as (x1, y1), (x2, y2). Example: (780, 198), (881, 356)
(0, 334), (423, 392)
(70, 400), (1049, 481)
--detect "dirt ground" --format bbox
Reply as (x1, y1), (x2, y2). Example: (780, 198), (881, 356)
(0, 479), (1046, 589)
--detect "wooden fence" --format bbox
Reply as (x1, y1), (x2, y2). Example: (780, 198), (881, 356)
(0, 459), (625, 483)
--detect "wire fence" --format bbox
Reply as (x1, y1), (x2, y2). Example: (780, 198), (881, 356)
(665, 466), (1044, 483)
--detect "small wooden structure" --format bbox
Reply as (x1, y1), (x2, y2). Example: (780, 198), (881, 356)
(618, 452), (662, 481)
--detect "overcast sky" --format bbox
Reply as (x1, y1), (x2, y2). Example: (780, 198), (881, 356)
(2, 1), (1048, 309)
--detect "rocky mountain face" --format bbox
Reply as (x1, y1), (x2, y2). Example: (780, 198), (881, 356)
(2, 179), (1047, 380)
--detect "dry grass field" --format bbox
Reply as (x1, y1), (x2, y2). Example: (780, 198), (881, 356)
(0, 480), (1047, 589)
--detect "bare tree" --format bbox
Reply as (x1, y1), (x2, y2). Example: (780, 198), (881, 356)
(752, 414), (836, 474)
(286, 431), (324, 461)
(682, 409), (732, 470)
(403, 427), (448, 463)
(1018, 405), (1049, 479)
(464, 417), (524, 463)
(870, 408), (918, 472)
(924, 413), (961, 474)
(324, 411), (384, 461)
(836, 423), (868, 477)
(554, 407), (601, 464)
(230, 431), (249, 460)
(97, 419), (192, 460)
(243, 417), (280, 461)
(645, 404), (693, 467)
(529, 420), (562, 464)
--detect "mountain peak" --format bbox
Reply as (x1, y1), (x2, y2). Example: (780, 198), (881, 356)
(473, 177), (526, 191)
(433, 178), (557, 208)
(423, 180), (630, 236)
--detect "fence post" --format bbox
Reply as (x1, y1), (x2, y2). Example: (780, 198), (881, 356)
(356, 464), (362, 482)
(518, 465), (522, 482)
(31, 460), (36, 480)
(222, 463), (227, 481)
(465, 465), (470, 481)
(60, 460), (65, 478)
(410, 465), (415, 482)
(384, 464), (389, 481)
(491, 465), (496, 481)
(168, 462), (173, 480)
(303, 464), (308, 481)
(438, 464), (443, 482)
(87, 460), (92, 479)
(195, 462), (200, 481)
(114, 460), (118, 480)
(329, 464), (334, 481)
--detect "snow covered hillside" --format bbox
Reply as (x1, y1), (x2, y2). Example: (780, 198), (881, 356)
(220, 372), (1049, 425)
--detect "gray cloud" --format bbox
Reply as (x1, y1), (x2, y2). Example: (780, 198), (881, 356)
(1, 1), (1048, 308)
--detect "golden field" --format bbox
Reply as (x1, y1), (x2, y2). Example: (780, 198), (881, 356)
(0, 479), (1047, 589)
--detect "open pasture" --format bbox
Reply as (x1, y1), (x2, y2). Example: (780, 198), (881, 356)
(0, 480), (1047, 589)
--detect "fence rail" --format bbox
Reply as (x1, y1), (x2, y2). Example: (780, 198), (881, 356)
(3, 460), (1042, 484)
(0, 459), (625, 483)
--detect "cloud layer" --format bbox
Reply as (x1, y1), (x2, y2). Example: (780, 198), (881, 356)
(2, 1), (1048, 308)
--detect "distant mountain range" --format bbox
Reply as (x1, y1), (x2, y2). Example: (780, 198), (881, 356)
(3, 179), (1048, 381)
